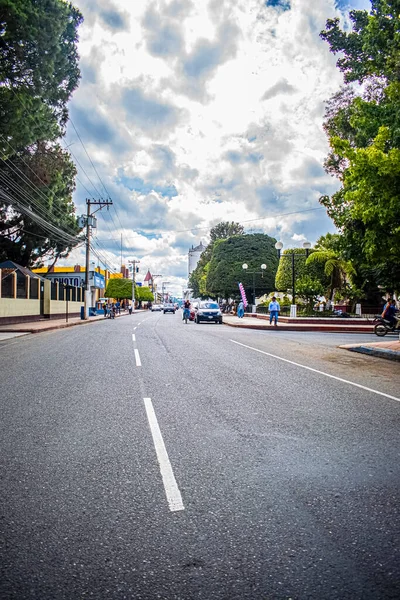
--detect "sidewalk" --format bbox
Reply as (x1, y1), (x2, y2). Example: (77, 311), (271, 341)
(0, 310), (146, 335)
(222, 314), (373, 333)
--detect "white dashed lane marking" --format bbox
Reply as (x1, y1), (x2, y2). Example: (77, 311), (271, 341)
(143, 397), (184, 512)
(134, 349), (142, 367)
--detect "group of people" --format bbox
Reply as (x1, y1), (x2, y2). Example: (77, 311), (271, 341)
(102, 300), (132, 318)
(236, 296), (280, 325)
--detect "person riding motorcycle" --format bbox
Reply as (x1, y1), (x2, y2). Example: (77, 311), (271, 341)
(382, 299), (398, 329)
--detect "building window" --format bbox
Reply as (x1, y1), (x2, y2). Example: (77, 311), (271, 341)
(16, 271), (27, 298)
(1, 269), (14, 298)
(51, 281), (57, 300)
(58, 283), (64, 301)
(30, 278), (39, 299)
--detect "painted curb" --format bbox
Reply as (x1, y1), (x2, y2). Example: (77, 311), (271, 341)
(346, 346), (400, 361)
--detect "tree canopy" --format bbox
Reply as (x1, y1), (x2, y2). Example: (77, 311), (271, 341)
(104, 278), (154, 303)
(188, 221), (245, 297)
(206, 233), (279, 300)
(0, 0), (83, 268)
(0, 0), (83, 155)
(0, 142), (81, 267)
(320, 0), (400, 290)
(275, 248), (328, 293)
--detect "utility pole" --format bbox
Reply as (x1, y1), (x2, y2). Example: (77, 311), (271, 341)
(129, 259), (140, 312)
(82, 199), (113, 319)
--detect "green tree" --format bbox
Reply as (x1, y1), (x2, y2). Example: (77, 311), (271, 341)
(275, 248), (328, 294)
(206, 233), (278, 299)
(105, 278), (133, 299)
(105, 279), (154, 303)
(306, 246), (355, 304)
(188, 221), (244, 297)
(0, 142), (81, 267)
(320, 0), (400, 289)
(136, 286), (154, 303)
(209, 221), (244, 242)
(296, 275), (325, 312)
(0, 0), (83, 156)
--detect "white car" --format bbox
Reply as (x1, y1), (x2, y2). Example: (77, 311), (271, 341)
(151, 305), (163, 312)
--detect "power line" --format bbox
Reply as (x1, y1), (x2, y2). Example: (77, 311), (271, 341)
(0, 154), (81, 237)
(0, 186), (82, 245)
(95, 206), (326, 243)
(0, 171), (80, 244)
(67, 119), (130, 248)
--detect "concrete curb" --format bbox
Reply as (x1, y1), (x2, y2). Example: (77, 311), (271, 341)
(345, 346), (400, 362)
(222, 320), (373, 333)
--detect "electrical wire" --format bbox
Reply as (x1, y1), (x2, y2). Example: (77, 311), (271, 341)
(0, 171), (80, 244)
(95, 206), (326, 244)
(0, 152), (81, 237)
(0, 184), (82, 245)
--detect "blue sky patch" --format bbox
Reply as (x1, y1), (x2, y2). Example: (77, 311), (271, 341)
(118, 173), (178, 198)
(265, 1), (291, 11)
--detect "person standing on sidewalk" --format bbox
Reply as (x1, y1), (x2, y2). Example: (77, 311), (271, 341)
(237, 301), (245, 318)
(268, 296), (280, 326)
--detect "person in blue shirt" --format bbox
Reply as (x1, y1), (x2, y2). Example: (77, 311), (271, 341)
(268, 296), (280, 326)
(382, 299), (398, 328)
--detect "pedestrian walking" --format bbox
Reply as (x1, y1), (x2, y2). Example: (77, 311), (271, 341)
(116, 300), (121, 314)
(237, 301), (245, 318)
(268, 296), (280, 326)
(128, 302), (132, 315)
(102, 301), (107, 317)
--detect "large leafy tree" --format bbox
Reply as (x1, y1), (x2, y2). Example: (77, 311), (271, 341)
(275, 248), (328, 293)
(104, 278), (154, 303)
(320, 0), (400, 289)
(0, 0), (83, 267)
(0, 0), (83, 156)
(0, 143), (81, 267)
(206, 233), (278, 300)
(188, 221), (244, 297)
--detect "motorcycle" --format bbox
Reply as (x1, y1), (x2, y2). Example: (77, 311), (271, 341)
(373, 314), (400, 336)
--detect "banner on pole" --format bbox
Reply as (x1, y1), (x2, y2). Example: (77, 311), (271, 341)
(238, 282), (248, 307)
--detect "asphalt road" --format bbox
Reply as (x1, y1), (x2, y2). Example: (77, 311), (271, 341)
(1, 312), (399, 599)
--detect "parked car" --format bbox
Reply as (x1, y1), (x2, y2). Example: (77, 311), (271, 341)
(163, 303), (176, 314)
(151, 304), (163, 312)
(195, 301), (222, 324)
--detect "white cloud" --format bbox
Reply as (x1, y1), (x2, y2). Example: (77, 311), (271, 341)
(62, 0), (366, 295)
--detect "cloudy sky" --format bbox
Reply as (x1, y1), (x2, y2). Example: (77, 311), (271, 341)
(63, 0), (370, 295)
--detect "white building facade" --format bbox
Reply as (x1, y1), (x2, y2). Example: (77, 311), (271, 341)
(188, 242), (207, 277)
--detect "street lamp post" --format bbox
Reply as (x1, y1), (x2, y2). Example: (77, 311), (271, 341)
(242, 263), (267, 312)
(275, 241), (311, 316)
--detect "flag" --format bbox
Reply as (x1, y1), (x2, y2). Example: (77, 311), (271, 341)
(238, 282), (248, 307)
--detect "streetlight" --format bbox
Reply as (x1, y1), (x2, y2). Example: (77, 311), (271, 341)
(242, 263), (267, 312)
(274, 241), (311, 314)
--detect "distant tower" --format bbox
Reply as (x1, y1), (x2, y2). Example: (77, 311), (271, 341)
(188, 241), (207, 277)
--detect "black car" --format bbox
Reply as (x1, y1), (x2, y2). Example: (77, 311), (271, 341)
(195, 302), (222, 324)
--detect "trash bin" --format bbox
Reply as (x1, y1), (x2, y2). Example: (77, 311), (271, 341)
(80, 306), (84, 320)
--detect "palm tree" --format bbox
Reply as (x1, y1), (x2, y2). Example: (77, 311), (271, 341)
(306, 248), (355, 306)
